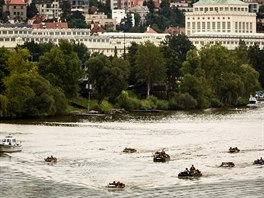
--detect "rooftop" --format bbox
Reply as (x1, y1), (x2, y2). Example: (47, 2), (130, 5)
(194, 0), (246, 5)
(8, 0), (27, 4)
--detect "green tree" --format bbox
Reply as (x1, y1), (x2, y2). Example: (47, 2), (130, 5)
(86, 55), (130, 103)
(127, 42), (139, 85)
(0, 47), (11, 93)
(233, 40), (249, 66)
(248, 44), (264, 88)
(0, 0), (8, 22)
(134, 13), (141, 26)
(181, 50), (210, 108)
(60, 0), (71, 21)
(143, 0), (155, 13)
(161, 33), (195, 93)
(19, 41), (55, 61)
(68, 11), (88, 28)
(3, 48), (67, 117)
(199, 44), (255, 106)
(72, 42), (90, 65)
(27, 0), (38, 19)
(239, 64), (261, 97)
(38, 40), (83, 97)
(160, 0), (171, 18)
(120, 13), (133, 32)
(0, 94), (8, 117)
(135, 41), (166, 96)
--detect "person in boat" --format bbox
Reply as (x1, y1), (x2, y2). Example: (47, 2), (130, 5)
(185, 168), (190, 174)
(190, 165), (196, 173)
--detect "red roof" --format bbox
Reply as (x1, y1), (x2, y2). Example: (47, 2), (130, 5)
(32, 22), (68, 29)
(8, 0), (27, 5)
(90, 23), (105, 35)
(144, 26), (157, 33)
(163, 27), (185, 34)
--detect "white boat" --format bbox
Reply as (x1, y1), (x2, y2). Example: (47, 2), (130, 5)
(248, 95), (258, 106)
(0, 135), (22, 153)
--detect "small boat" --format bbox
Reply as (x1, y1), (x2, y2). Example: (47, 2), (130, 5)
(248, 95), (259, 106)
(153, 150), (170, 162)
(178, 170), (202, 178)
(219, 162), (235, 167)
(0, 135), (22, 153)
(255, 91), (264, 101)
(123, 147), (137, 153)
(44, 156), (57, 163)
(253, 158), (264, 165)
(107, 181), (125, 189)
(229, 147), (240, 153)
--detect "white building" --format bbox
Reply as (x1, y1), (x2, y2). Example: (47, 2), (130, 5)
(112, 9), (126, 24)
(111, 0), (128, 10)
(185, 0), (264, 49)
(185, 0), (256, 35)
(0, 25), (168, 57)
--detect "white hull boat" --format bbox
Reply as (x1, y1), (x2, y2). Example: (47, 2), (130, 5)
(0, 135), (22, 153)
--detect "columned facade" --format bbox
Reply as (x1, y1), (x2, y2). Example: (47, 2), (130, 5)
(185, 0), (256, 36)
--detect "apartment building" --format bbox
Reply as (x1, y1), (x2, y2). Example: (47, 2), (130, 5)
(4, 0), (27, 21)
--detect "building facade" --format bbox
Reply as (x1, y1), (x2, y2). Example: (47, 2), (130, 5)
(4, 0), (27, 21)
(0, 24), (168, 57)
(185, 0), (264, 50)
(85, 13), (116, 30)
(35, 0), (62, 20)
(70, 0), (89, 14)
(185, 0), (256, 36)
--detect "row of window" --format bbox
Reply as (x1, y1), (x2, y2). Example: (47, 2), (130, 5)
(13, 12), (24, 16)
(41, 9), (60, 13)
(0, 30), (30, 34)
(235, 22), (253, 33)
(194, 40), (264, 46)
(39, 4), (59, 8)
(11, 6), (24, 9)
(188, 17), (230, 20)
(194, 6), (248, 13)
(187, 21), (253, 33)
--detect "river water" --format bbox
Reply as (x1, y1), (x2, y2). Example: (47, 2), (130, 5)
(0, 107), (263, 198)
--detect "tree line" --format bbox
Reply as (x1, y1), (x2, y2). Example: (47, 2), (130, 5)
(0, 35), (263, 118)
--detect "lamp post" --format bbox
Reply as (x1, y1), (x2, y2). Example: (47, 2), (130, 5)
(123, 31), (126, 58)
(86, 83), (92, 112)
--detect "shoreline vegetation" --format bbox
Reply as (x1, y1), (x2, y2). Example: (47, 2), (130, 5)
(0, 36), (263, 119)
(67, 93), (250, 117)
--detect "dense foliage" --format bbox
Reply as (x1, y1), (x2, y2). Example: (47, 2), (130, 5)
(0, 36), (262, 118)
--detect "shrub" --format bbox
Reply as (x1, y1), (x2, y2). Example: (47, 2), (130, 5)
(116, 90), (141, 111)
(236, 97), (248, 106)
(0, 94), (8, 117)
(210, 97), (223, 108)
(156, 99), (169, 110)
(140, 99), (156, 109)
(98, 100), (114, 113)
(169, 93), (197, 110)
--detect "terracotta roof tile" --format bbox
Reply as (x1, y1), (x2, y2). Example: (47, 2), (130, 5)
(144, 26), (157, 33)
(8, 0), (27, 5)
(32, 22), (68, 29)
(90, 23), (105, 35)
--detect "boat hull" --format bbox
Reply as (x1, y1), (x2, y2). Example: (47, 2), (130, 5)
(178, 172), (202, 178)
(153, 156), (170, 162)
(0, 145), (22, 153)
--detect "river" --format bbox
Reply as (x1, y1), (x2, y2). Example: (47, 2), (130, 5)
(0, 106), (263, 197)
